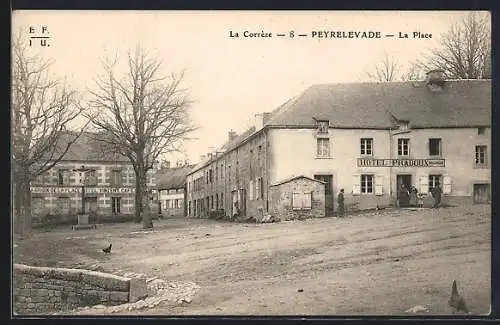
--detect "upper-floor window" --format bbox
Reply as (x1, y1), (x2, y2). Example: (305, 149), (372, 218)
(111, 169), (122, 187)
(86, 170), (97, 186)
(317, 120), (329, 134)
(399, 121), (409, 132)
(475, 145), (487, 166)
(478, 127), (486, 135)
(428, 138), (442, 156)
(58, 169), (70, 185)
(397, 138), (410, 157)
(209, 169), (213, 183)
(360, 138), (373, 156)
(316, 138), (330, 158)
(220, 164), (224, 179)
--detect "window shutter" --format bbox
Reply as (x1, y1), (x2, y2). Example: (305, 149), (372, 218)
(352, 174), (361, 195)
(249, 180), (254, 200)
(375, 175), (383, 196)
(443, 176), (451, 195)
(419, 176), (429, 194)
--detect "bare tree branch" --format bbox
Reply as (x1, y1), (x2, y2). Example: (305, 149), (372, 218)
(88, 45), (198, 228)
(418, 12), (491, 79)
(366, 52), (401, 82)
(12, 30), (87, 237)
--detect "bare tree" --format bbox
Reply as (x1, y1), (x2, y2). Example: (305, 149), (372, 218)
(366, 52), (401, 82)
(419, 12), (491, 79)
(401, 62), (425, 81)
(12, 33), (85, 238)
(88, 46), (196, 229)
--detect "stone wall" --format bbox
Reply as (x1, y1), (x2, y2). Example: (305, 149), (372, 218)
(13, 264), (147, 315)
(269, 177), (326, 221)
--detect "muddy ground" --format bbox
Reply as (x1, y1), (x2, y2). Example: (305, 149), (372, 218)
(13, 204), (491, 315)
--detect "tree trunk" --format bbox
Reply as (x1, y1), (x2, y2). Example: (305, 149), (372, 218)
(141, 170), (153, 229)
(13, 180), (22, 236)
(15, 168), (32, 239)
(134, 171), (142, 223)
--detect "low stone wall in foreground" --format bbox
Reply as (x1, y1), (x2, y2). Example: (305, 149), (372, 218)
(13, 264), (147, 314)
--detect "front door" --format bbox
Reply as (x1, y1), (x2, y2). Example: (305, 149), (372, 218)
(85, 197), (98, 213)
(111, 197), (121, 214)
(397, 174), (412, 191)
(314, 174), (334, 217)
(473, 184), (490, 204)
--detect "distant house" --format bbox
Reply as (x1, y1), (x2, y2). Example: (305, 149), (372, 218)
(186, 71), (491, 220)
(156, 163), (194, 218)
(29, 132), (158, 222)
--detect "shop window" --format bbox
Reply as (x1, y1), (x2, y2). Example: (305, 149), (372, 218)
(361, 174), (373, 194)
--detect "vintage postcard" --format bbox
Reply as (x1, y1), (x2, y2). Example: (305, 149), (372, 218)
(11, 10), (491, 316)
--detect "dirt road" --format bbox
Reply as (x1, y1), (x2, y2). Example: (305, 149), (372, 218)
(14, 205), (491, 315)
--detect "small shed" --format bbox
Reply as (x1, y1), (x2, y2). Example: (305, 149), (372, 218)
(268, 175), (326, 221)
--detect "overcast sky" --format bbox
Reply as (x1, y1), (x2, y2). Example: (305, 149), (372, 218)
(12, 10), (483, 164)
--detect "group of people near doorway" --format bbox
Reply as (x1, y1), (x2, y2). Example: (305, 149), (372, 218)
(398, 183), (442, 208)
(335, 183), (443, 217)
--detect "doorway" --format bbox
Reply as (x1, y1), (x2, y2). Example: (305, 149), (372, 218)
(473, 184), (490, 204)
(314, 174), (334, 217)
(111, 197), (121, 214)
(85, 196), (98, 213)
(396, 174), (412, 207)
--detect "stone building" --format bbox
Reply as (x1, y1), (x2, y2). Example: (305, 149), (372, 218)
(29, 132), (157, 222)
(268, 176), (326, 220)
(186, 71), (491, 219)
(156, 163), (194, 218)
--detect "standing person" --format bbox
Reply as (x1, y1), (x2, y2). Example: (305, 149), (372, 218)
(399, 184), (409, 207)
(409, 186), (418, 207)
(432, 183), (443, 208)
(337, 189), (345, 217)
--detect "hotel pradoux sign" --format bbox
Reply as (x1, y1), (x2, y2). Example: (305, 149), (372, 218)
(357, 158), (445, 168)
(30, 187), (136, 194)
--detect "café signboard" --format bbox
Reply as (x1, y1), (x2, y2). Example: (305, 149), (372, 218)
(357, 158), (445, 168)
(30, 187), (136, 194)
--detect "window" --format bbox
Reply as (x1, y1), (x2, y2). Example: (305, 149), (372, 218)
(316, 138), (330, 157)
(215, 194), (219, 209)
(317, 120), (329, 134)
(429, 138), (442, 156)
(397, 138), (409, 156)
(360, 138), (373, 156)
(188, 201), (191, 216)
(228, 165), (231, 182)
(220, 193), (224, 207)
(220, 164), (224, 179)
(292, 192), (312, 210)
(175, 199), (179, 208)
(111, 170), (122, 187)
(112, 197), (121, 214)
(255, 177), (263, 199)
(86, 170), (97, 186)
(478, 127), (485, 135)
(475, 145), (487, 166)
(215, 166), (218, 181)
(58, 169), (69, 185)
(428, 175), (441, 192)
(206, 171), (209, 184)
(258, 145), (262, 160)
(361, 175), (373, 194)
(209, 169), (213, 183)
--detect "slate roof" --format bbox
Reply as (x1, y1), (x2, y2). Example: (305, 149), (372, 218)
(188, 79), (491, 175)
(270, 175), (326, 187)
(53, 131), (129, 162)
(156, 165), (195, 190)
(266, 79), (491, 128)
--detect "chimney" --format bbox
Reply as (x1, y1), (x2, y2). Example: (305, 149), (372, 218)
(254, 112), (272, 131)
(200, 154), (206, 162)
(228, 129), (238, 141)
(425, 70), (446, 92)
